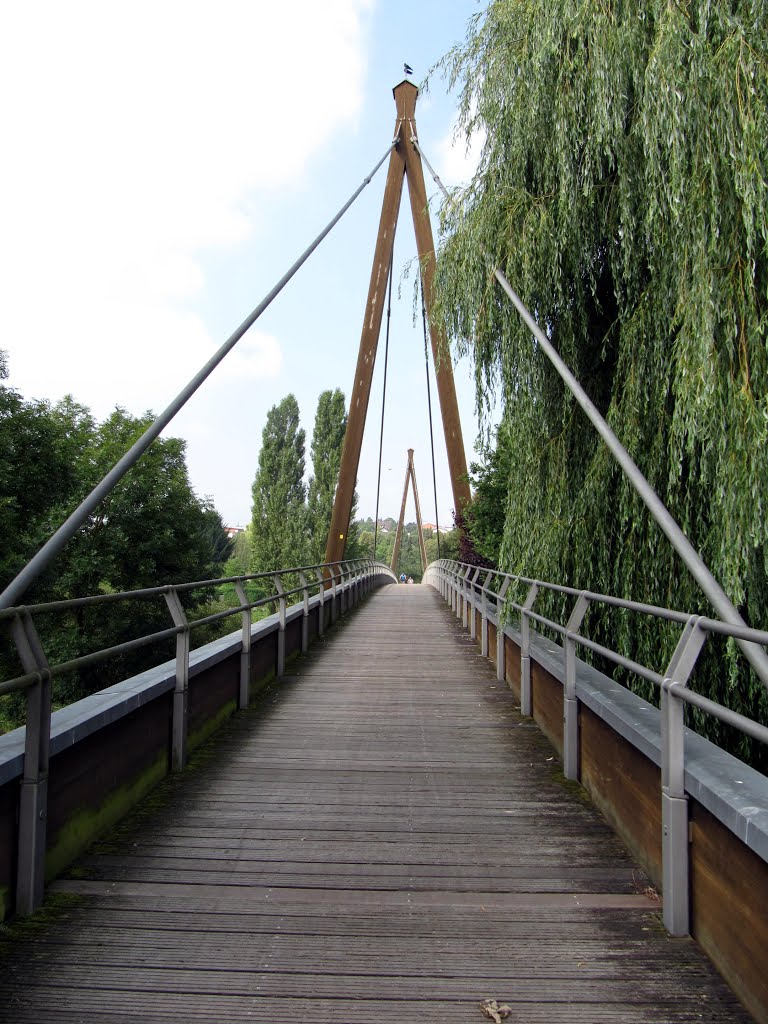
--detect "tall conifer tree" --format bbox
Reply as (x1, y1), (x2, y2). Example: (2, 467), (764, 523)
(250, 394), (307, 572)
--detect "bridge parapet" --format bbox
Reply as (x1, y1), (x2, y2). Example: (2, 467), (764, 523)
(426, 558), (768, 1022)
(0, 559), (396, 921)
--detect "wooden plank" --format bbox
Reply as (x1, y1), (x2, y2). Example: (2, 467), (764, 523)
(0, 585), (752, 1023)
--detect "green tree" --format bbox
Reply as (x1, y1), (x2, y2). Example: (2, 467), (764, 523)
(307, 389), (347, 563)
(433, 1), (768, 759)
(250, 394), (307, 573)
(0, 373), (234, 720)
(200, 500), (235, 571)
(464, 422), (515, 566)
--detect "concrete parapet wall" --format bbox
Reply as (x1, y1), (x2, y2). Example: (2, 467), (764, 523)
(0, 572), (390, 921)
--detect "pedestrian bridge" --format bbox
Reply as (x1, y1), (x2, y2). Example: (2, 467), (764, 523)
(0, 565), (765, 1022)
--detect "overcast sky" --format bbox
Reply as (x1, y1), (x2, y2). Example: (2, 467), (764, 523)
(1, 0), (494, 533)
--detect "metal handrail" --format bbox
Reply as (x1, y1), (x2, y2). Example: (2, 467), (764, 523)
(4, 556), (395, 918)
(427, 557), (768, 937)
(0, 560), (375, 695)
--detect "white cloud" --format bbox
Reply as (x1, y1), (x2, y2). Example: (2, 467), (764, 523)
(435, 119), (486, 189)
(0, 0), (370, 417)
(212, 332), (282, 384)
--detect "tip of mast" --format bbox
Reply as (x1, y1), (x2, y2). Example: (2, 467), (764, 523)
(393, 78), (418, 98)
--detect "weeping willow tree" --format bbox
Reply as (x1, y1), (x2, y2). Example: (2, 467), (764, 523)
(432, 0), (768, 760)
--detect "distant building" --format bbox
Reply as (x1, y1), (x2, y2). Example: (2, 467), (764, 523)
(422, 522), (451, 534)
(224, 525), (245, 538)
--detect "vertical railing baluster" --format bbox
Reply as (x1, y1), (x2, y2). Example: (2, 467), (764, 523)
(520, 582), (539, 715)
(661, 617), (707, 936)
(163, 588), (190, 772)
(274, 575), (286, 676)
(563, 592), (590, 780)
(469, 567), (481, 639)
(315, 568), (326, 635)
(11, 610), (51, 916)
(330, 564), (339, 623)
(234, 581), (251, 709)
(480, 571), (491, 656)
(495, 577), (511, 683)
(298, 571), (310, 652)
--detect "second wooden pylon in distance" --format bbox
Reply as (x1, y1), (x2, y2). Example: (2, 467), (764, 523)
(390, 449), (428, 576)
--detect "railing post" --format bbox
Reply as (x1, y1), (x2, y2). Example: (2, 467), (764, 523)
(234, 581), (251, 709)
(469, 568), (481, 639)
(315, 568), (326, 635)
(330, 564), (339, 623)
(661, 617), (707, 936)
(274, 575), (286, 676)
(11, 610), (51, 916)
(298, 571), (310, 652)
(563, 592), (590, 780)
(520, 582), (539, 714)
(462, 567), (472, 628)
(480, 571), (492, 656)
(495, 577), (510, 682)
(163, 588), (190, 772)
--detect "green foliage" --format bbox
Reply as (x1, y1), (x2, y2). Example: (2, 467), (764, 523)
(462, 420), (518, 566)
(432, 0), (768, 762)
(0, 368), (234, 729)
(250, 394), (308, 573)
(307, 389), (347, 562)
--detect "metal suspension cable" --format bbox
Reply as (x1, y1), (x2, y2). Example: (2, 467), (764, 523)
(411, 133), (768, 689)
(373, 246), (395, 559)
(0, 142), (395, 611)
(421, 283), (441, 560)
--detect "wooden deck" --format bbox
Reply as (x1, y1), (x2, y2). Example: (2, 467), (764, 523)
(0, 584), (752, 1022)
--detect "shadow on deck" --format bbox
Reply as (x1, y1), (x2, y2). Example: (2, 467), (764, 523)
(0, 584), (752, 1022)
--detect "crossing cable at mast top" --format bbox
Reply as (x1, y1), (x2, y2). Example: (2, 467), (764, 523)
(0, 141), (396, 611)
(410, 132), (768, 690)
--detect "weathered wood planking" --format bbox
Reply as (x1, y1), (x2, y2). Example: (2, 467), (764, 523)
(0, 585), (752, 1022)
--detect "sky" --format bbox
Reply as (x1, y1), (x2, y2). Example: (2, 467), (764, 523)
(0, 0), (496, 534)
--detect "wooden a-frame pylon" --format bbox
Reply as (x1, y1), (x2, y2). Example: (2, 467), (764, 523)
(325, 80), (471, 566)
(390, 449), (428, 575)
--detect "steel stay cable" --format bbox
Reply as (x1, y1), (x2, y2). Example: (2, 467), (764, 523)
(373, 246), (396, 559)
(421, 282), (441, 559)
(0, 142), (396, 611)
(411, 133), (768, 690)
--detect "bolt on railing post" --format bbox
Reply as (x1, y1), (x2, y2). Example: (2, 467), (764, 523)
(163, 588), (190, 772)
(563, 592), (590, 780)
(315, 569), (326, 635)
(274, 575), (286, 676)
(11, 610), (51, 916)
(495, 577), (511, 683)
(520, 583), (539, 715)
(661, 617), (707, 936)
(234, 581), (251, 709)
(298, 570), (310, 653)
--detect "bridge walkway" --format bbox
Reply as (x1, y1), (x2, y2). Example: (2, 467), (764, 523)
(0, 584), (751, 1022)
